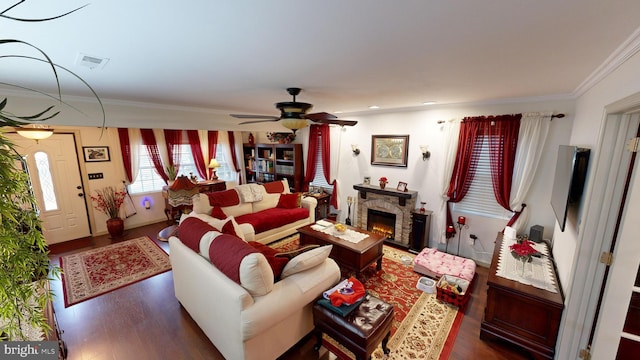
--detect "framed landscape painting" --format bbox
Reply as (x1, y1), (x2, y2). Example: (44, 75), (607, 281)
(371, 135), (409, 167)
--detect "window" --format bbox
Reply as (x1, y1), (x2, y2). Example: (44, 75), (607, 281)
(34, 151), (58, 211)
(309, 136), (332, 192)
(128, 140), (236, 194)
(128, 150), (165, 194)
(453, 136), (514, 219)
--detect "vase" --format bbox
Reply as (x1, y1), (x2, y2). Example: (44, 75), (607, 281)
(106, 217), (124, 238)
(380, 181), (386, 189)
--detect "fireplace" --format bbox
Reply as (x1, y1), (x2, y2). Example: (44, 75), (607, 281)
(367, 209), (395, 240)
(353, 184), (417, 248)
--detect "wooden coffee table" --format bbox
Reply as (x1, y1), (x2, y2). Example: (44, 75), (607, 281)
(298, 220), (385, 278)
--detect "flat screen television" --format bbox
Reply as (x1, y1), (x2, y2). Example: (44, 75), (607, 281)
(550, 145), (590, 232)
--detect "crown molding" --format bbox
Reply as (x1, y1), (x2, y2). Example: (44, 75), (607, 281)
(573, 26), (640, 97)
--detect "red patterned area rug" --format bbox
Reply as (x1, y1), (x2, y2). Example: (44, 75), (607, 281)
(271, 236), (464, 360)
(60, 236), (171, 307)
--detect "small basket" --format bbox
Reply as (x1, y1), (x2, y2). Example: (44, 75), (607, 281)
(416, 277), (436, 293)
(436, 275), (470, 308)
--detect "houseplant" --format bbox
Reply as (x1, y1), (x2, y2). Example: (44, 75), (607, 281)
(91, 186), (127, 237)
(266, 132), (296, 144)
(0, 134), (60, 340)
(379, 176), (388, 189)
(1, 0), (104, 341)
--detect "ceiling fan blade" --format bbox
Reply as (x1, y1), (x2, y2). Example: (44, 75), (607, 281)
(238, 118), (281, 125)
(231, 114), (280, 120)
(304, 112), (337, 121)
(314, 118), (358, 127)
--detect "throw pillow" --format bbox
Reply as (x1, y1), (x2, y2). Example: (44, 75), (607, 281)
(281, 245), (333, 278)
(209, 234), (274, 296)
(277, 193), (301, 209)
(178, 217), (216, 252)
(263, 180), (285, 194)
(247, 242), (289, 280)
(210, 205), (227, 220)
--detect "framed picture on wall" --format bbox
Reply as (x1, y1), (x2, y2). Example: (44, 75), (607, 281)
(83, 146), (110, 162)
(371, 135), (409, 167)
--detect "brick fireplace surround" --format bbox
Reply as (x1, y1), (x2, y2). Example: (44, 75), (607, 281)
(353, 184), (417, 247)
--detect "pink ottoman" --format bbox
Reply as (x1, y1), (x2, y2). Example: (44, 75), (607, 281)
(413, 248), (476, 282)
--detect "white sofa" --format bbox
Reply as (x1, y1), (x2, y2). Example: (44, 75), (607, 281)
(169, 233), (341, 360)
(191, 179), (317, 244)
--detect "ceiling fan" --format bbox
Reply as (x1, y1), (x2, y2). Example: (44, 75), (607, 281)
(230, 87), (357, 133)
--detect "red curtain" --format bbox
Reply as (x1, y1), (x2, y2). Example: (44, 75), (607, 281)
(163, 129), (182, 173)
(207, 131), (218, 180)
(445, 119), (484, 235)
(117, 128), (133, 183)
(487, 115), (521, 210)
(187, 130), (207, 179)
(140, 129), (169, 183)
(445, 114), (521, 235)
(304, 125), (320, 187)
(228, 131), (240, 176)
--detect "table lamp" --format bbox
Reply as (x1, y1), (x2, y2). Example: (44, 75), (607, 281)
(208, 158), (220, 180)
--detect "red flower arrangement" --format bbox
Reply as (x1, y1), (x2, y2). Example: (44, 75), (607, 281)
(509, 239), (538, 263)
(91, 186), (127, 219)
(379, 177), (388, 183)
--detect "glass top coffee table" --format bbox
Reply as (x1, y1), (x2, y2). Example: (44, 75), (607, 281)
(297, 220), (385, 278)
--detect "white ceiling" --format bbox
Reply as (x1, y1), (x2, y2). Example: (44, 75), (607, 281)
(2, 0), (640, 128)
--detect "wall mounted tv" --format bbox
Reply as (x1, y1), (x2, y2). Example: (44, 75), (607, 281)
(550, 145), (591, 232)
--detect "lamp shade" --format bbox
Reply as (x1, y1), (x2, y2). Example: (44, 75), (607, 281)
(208, 158), (220, 169)
(280, 118), (308, 132)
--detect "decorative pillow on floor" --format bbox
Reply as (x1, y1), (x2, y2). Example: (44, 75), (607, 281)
(209, 234), (274, 296)
(281, 245), (332, 278)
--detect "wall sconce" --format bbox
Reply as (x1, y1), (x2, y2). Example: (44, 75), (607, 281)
(143, 199), (151, 209)
(351, 144), (360, 156)
(420, 145), (431, 160)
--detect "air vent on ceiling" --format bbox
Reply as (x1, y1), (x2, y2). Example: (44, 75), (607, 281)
(75, 52), (109, 70)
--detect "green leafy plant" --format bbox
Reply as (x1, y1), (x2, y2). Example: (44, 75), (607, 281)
(0, 0), (103, 340)
(165, 164), (177, 181)
(0, 134), (60, 340)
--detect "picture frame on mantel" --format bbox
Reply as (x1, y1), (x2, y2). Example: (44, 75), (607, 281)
(371, 135), (409, 167)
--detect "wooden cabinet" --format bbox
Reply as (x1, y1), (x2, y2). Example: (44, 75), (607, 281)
(45, 282), (67, 359)
(409, 210), (432, 253)
(243, 143), (304, 192)
(480, 234), (564, 360)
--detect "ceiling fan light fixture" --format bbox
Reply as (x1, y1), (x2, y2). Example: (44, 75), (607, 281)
(281, 118), (308, 132)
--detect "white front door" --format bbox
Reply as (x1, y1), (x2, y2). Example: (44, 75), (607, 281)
(7, 133), (91, 244)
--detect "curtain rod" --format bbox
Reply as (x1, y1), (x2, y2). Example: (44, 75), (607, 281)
(436, 113), (565, 124)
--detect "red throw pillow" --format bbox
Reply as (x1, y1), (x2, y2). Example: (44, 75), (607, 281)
(178, 217), (216, 252)
(277, 193), (300, 209)
(247, 242), (289, 280)
(263, 180), (285, 194)
(210, 206), (227, 219)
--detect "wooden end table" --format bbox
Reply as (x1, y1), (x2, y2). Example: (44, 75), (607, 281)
(297, 220), (385, 278)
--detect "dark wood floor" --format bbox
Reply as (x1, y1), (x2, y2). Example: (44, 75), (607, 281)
(48, 221), (534, 360)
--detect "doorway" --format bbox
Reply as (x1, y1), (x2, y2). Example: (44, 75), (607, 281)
(6, 133), (91, 244)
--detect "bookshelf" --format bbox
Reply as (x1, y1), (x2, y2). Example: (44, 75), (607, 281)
(243, 143), (304, 192)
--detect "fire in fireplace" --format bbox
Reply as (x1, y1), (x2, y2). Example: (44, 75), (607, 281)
(367, 209), (396, 240)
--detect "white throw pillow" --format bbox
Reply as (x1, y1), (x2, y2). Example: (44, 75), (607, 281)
(281, 245), (333, 278)
(191, 193), (213, 214)
(239, 252), (274, 296)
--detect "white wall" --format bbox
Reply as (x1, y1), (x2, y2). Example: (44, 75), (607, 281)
(332, 100), (574, 266)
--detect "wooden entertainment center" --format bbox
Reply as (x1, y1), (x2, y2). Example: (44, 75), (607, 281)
(480, 234), (564, 360)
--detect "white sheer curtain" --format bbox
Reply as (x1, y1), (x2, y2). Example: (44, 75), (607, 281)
(127, 128), (141, 184)
(438, 119), (461, 244)
(509, 111), (552, 232)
